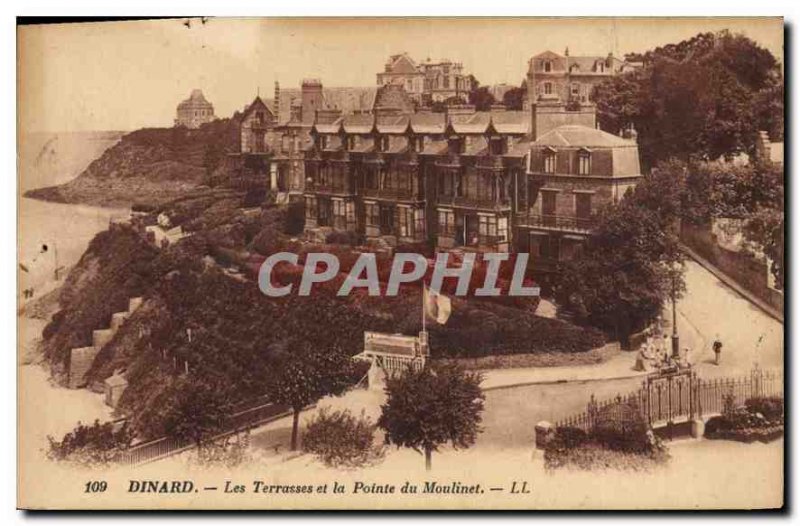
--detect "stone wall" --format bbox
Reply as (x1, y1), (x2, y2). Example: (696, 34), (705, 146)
(681, 222), (783, 314)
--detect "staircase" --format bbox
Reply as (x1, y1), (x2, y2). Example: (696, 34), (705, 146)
(67, 296), (143, 389)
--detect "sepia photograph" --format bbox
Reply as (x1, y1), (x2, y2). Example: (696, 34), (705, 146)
(16, 15), (785, 511)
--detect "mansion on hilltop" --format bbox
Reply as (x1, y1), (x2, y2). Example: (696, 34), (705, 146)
(229, 50), (644, 274)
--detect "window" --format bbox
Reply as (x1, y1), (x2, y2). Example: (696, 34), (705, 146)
(544, 82), (553, 95)
(575, 193), (592, 222)
(448, 138), (465, 154)
(347, 136), (357, 151)
(414, 136), (425, 152)
(489, 138), (505, 155)
(543, 150), (557, 174)
(380, 136), (390, 152)
(398, 207), (414, 237)
(497, 217), (508, 242)
(578, 151), (591, 175)
(365, 202), (379, 227)
(414, 208), (425, 237)
(571, 83), (581, 97)
(281, 135), (291, 153)
(541, 190), (557, 225)
(543, 60), (552, 72)
(438, 210), (455, 236)
(304, 196), (317, 220)
(478, 215), (498, 242)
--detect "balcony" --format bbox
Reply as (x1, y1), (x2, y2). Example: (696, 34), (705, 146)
(516, 213), (594, 233)
(305, 182), (354, 196)
(434, 153), (462, 167)
(438, 194), (511, 211)
(475, 156), (505, 170)
(361, 187), (420, 201)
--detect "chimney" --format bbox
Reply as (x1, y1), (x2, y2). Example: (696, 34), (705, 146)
(530, 102), (537, 140)
(273, 81), (280, 122)
(564, 46), (570, 57)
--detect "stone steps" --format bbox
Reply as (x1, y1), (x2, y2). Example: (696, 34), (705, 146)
(67, 296), (144, 391)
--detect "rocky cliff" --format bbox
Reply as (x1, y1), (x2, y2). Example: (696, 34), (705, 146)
(25, 116), (241, 208)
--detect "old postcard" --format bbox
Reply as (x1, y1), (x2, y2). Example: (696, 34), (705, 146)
(17, 17), (784, 510)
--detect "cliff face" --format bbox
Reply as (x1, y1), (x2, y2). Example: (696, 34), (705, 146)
(25, 116), (241, 208)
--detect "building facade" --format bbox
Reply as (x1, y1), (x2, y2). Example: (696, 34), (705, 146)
(377, 53), (474, 105)
(175, 89), (215, 129)
(517, 121), (642, 273)
(524, 49), (642, 108)
(232, 80), (416, 199)
(302, 101), (643, 274)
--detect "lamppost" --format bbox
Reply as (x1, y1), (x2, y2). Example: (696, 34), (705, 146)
(671, 263), (680, 359)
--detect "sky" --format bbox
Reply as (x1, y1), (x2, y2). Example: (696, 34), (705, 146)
(18, 17), (784, 133)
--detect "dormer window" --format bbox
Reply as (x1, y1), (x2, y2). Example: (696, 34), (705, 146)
(379, 136), (390, 152)
(347, 136), (357, 151)
(321, 135), (329, 150)
(448, 137), (465, 155)
(543, 148), (557, 174)
(578, 149), (592, 175)
(414, 136), (425, 152)
(489, 137), (505, 155)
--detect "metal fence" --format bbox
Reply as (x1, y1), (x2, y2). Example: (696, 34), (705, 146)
(556, 367), (783, 433)
(119, 395), (289, 466)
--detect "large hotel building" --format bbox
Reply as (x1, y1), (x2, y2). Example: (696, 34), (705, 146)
(233, 51), (643, 276)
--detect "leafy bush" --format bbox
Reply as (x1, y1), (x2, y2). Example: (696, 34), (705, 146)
(47, 419), (134, 466)
(745, 396), (784, 421)
(303, 409), (383, 468)
(195, 431), (251, 468)
(705, 395), (784, 443)
(550, 426), (588, 449)
(545, 401), (668, 471)
(325, 230), (361, 246)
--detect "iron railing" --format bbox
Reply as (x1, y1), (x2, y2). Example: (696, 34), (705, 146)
(516, 213), (594, 233)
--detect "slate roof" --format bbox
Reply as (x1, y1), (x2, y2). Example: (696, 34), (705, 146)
(533, 125), (636, 148)
(410, 113), (446, 134)
(447, 112), (490, 134)
(342, 114), (375, 134)
(490, 111), (530, 134)
(313, 118), (344, 134)
(376, 115), (410, 134)
(419, 138), (449, 155)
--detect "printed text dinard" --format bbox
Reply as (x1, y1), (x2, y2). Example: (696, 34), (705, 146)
(126, 480), (530, 495)
(258, 252), (540, 297)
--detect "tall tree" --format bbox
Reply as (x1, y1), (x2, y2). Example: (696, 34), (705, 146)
(502, 85), (526, 111)
(268, 338), (364, 451)
(378, 363), (484, 470)
(592, 30), (783, 169)
(468, 86), (496, 111)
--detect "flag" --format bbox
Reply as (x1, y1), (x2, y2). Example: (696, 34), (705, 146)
(423, 286), (452, 325)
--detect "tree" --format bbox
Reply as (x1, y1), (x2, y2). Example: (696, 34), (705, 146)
(502, 86), (526, 111)
(555, 163), (687, 339)
(378, 363), (484, 470)
(268, 337), (364, 451)
(160, 377), (233, 448)
(468, 86), (496, 111)
(592, 30), (783, 170)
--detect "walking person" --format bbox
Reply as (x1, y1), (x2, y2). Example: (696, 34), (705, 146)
(713, 335), (723, 365)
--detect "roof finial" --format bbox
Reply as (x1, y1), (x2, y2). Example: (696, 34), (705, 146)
(565, 46), (569, 57)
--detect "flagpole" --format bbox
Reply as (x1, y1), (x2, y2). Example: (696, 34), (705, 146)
(421, 285), (426, 334)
